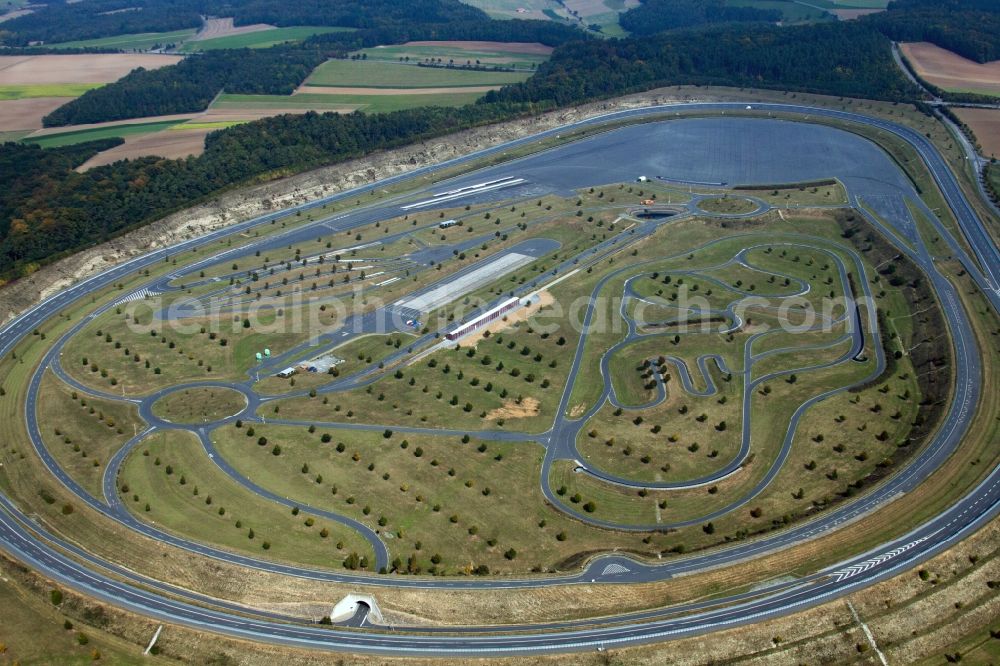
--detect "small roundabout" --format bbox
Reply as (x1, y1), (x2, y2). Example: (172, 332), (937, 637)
(147, 385), (249, 426)
(695, 194), (766, 216)
(0, 102), (997, 658)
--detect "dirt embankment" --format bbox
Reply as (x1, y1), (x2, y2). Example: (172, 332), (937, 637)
(0, 86), (746, 324)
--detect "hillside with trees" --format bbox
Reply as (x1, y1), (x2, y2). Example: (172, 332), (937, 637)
(486, 21), (916, 107)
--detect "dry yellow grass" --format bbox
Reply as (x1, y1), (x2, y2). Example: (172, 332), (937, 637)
(0, 97), (67, 131)
(953, 107), (1000, 158)
(0, 54), (182, 85)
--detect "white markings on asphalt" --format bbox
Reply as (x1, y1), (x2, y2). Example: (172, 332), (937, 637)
(401, 177), (526, 210)
(830, 535), (931, 582)
(600, 563), (630, 576)
(113, 288), (157, 306)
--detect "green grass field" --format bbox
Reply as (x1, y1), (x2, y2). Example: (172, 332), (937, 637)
(121, 430), (375, 568)
(304, 58), (531, 89)
(0, 562), (158, 665)
(45, 28), (198, 51)
(170, 119), (246, 131)
(0, 129), (31, 142)
(181, 26), (353, 52)
(151, 387), (246, 424)
(359, 44), (549, 70)
(0, 83), (103, 100)
(696, 196), (759, 214)
(37, 371), (144, 498)
(23, 119), (188, 148)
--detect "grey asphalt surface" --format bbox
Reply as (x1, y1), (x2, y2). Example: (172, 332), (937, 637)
(0, 102), (998, 656)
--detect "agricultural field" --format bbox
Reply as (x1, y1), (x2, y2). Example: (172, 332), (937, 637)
(359, 41), (551, 70)
(0, 54), (182, 132)
(45, 29), (198, 51)
(180, 26), (354, 52)
(302, 58), (532, 89)
(0, 83), (103, 100)
(900, 42), (1000, 97)
(953, 107), (1000, 159)
(22, 119), (188, 148)
(7, 40), (545, 162)
(212, 90), (484, 115)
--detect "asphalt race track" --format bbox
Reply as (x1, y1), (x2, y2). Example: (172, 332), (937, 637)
(0, 102), (998, 657)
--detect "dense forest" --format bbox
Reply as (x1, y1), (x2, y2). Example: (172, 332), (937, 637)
(619, 0), (780, 36)
(0, 0), (487, 46)
(486, 21), (916, 107)
(43, 47), (329, 126)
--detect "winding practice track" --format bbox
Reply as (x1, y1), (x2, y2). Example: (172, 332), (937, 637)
(1, 102), (999, 656)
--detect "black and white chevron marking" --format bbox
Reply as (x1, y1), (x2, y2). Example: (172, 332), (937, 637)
(830, 535), (931, 582)
(113, 288), (157, 306)
(601, 563), (631, 576)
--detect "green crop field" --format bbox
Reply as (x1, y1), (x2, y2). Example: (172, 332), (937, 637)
(210, 93), (361, 111)
(181, 26), (353, 52)
(303, 58), (532, 89)
(22, 119), (188, 148)
(212, 91), (484, 114)
(0, 83), (103, 100)
(359, 43), (548, 70)
(46, 28), (198, 51)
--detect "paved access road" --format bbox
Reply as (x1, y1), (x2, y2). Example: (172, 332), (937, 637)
(0, 102), (998, 656)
